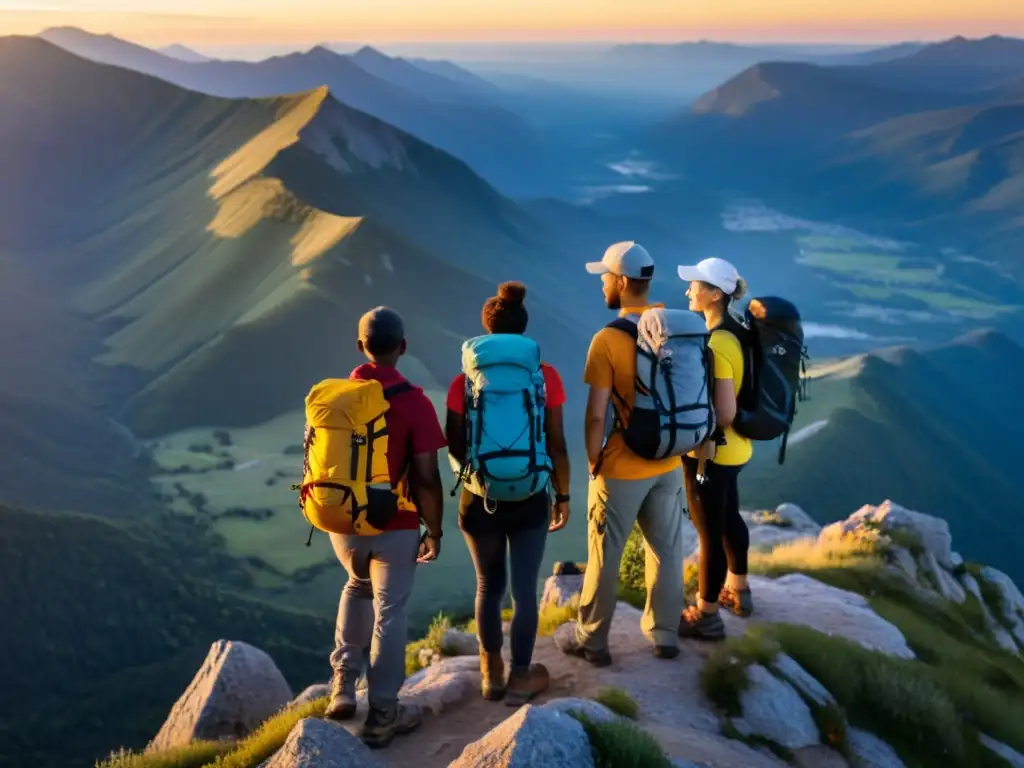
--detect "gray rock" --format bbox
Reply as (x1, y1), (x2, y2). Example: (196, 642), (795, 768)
(721, 574), (915, 659)
(980, 566), (1024, 647)
(749, 526), (815, 552)
(918, 551), (966, 604)
(732, 665), (820, 750)
(442, 628), (480, 656)
(980, 734), (1024, 767)
(847, 728), (905, 768)
(793, 745), (849, 768)
(543, 697), (618, 724)
(263, 718), (382, 768)
(770, 654), (835, 708)
(540, 574), (583, 610)
(950, 551), (964, 569)
(149, 640), (293, 751)
(887, 546), (918, 582)
(450, 704), (595, 768)
(840, 501), (954, 568)
(671, 761), (702, 768)
(962, 574), (1020, 653)
(289, 683), (330, 709)
(774, 503), (822, 533)
(399, 655), (479, 716)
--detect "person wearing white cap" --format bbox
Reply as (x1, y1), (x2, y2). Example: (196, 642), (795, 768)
(554, 241), (687, 665)
(675, 257), (754, 640)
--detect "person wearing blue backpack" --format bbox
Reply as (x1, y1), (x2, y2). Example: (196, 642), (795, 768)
(446, 281), (572, 706)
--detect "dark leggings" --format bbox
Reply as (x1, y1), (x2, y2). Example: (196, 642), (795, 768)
(460, 491), (549, 669)
(682, 456), (749, 603)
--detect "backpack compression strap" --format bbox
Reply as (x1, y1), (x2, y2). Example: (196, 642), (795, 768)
(592, 317), (639, 478)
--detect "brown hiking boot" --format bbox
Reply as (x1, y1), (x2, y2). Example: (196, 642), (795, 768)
(324, 669), (358, 721)
(678, 605), (726, 641)
(505, 663), (550, 707)
(719, 585), (754, 618)
(361, 702), (422, 749)
(480, 651), (506, 701)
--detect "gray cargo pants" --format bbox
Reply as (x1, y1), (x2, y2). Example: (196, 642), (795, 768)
(576, 467), (686, 649)
(329, 529), (420, 710)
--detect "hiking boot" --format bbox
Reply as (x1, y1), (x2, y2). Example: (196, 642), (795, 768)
(361, 702), (422, 749)
(719, 585), (754, 618)
(480, 651), (506, 701)
(677, 605), (726, 641)
(324, 669), (359, 721)
(505, 663), (550, 707)
(653, 645), (680, 660)
(554, 622), (612, 667)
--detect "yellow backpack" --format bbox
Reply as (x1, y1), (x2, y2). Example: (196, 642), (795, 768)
(296, 378), (412, 538)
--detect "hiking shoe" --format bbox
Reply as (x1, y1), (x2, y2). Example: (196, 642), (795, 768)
(677, 606), (726, 641)
(505, 663), (550, 707)
(719, 585), (754, 618)
(324, 669), (359, 721)
(653, 645), (680, 660)
(480, 651), (506, 701)
(554, 622), (612, 667)
(361, 703), (422, 749)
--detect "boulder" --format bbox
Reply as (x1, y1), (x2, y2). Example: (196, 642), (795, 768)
(846, 728), (905, 768)
(542, 697), (619, 725)
(732, 665), (820, 750)
(450, 704), (595, 768)
(263, 718), (382, 768)
(540, 574), (583, 610)
(918, 551), (966, 604)
(980, 566), (1024, 647)
(773, 503), (822, 533)
(979, 735), (1024, 767)
(793, 745), (849, 768)
(886, 546), (918, 583)
(769, 654), (836, 708)
(149, 640), (293, 751)
(721, 574), (915, 659)
(289, 683), (330, 709)
(962, 574), (1020, 653)
(399, 655), (479, 716)
(836, 501), (954, 568)
(443, 628), (481, 656)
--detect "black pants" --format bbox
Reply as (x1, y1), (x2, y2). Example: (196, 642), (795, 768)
(681, 456), (748, 603)
(459, 489), (549, 669)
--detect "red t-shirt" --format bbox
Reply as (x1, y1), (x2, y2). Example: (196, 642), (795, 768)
(446, 363), (567, 414)
(350, 363), (447, 530)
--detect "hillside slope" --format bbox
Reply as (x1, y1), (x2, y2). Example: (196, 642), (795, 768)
(742, 329), (1024, 584)
(0, 505), (331, 768)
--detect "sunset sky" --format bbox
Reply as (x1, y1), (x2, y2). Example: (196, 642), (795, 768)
(1, 0), (1021, 46)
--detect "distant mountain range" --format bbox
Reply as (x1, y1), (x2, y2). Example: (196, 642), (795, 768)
(37, 27), (560, 196)
(157, 43), (210, 63)
(652, 35), (1024, 278)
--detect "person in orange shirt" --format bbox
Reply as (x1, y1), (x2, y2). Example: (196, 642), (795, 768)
(555, 242), (686, 665)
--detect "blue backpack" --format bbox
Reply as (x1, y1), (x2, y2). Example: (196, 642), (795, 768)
(450, 334), (552, 509)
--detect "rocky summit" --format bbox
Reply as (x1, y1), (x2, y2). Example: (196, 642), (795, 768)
(107, 500), (1024, 768)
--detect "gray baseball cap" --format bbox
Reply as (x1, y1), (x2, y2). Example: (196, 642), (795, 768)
(358, 306), (405, 353)
(585, 241), (655, 280)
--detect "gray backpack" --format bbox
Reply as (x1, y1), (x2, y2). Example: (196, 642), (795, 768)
(598, 308), (715, 471)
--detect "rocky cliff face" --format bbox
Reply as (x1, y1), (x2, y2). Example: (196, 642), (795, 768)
(102, 499), (1024, 768)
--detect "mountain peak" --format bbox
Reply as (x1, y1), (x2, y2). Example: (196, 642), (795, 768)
(352, 45), (391, 62)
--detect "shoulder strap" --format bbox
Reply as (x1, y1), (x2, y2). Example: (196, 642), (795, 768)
(382, 381), (414, 400)
(605, 316), (639, 341)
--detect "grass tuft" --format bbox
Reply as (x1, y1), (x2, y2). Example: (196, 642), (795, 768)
(700, 626), (781, 716)
(405, 612), (452, 677)
(568, 712), (672, 768)
(591, 686), (639, 720)
(464, 607), (514, 638)
(96, 742), (232, 768)
(539, 596), (580, 637)
(749, 510), (793, 528)
(207, 698), (327, 768)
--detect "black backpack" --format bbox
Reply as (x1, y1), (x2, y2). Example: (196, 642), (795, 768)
(719, 297), (809, 465)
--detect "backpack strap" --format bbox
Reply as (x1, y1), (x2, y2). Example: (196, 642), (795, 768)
(592, 316), (640, 478)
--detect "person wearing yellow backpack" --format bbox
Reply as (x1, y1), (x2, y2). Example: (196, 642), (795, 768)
(308, 307), (446, 749)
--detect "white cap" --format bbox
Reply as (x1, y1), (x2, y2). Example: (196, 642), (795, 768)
(585, 241), (655, 280)
(677, 257), (740, 295)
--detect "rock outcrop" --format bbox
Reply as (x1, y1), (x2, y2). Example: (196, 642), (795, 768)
(149, 640), (292, 751)
(449, 704), (595, 768)
(732, 664), (820, 750)
(825, 500), (954, 568)
(263, 718), (382, 768)
(980, 566), (1024, 648)
(846, 728), (905, 768)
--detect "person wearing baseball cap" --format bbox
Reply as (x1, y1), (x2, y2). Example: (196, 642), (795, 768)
(675, 257), (754, 641)
(555, 241), (687, 665)
(325, 306), (447, 748)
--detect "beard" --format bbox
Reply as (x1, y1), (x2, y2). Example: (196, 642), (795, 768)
(605, 288), (621, 310)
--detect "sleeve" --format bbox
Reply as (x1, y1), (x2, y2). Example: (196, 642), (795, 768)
(583, 330), (614, 389)
(412, 394), (448, 454)
(709, 331), (736, 381)
(542, 364), (567, 408)
(446, 374), (466, 415)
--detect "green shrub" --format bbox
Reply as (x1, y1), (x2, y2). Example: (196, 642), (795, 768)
(699, 626), (781, 716)
(592, 687), (639, 720)
(539, 596), (579, 637)
(405, 612), (452, 676)
(568, 713), (672, 768)
(619, 524), (646, 594)
(97, 742), (232, 768)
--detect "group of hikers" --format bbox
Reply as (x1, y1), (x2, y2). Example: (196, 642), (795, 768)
(295, 241), (806, 748)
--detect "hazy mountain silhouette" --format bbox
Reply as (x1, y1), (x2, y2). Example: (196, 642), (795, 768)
(158, 43), (210, 62)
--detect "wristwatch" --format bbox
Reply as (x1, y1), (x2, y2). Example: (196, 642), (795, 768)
(554, 493), (570, 504)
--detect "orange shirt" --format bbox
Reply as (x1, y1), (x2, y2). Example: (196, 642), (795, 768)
(583, 304), (683, 480)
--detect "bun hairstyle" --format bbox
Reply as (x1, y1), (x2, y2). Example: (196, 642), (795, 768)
(482, 281), (529, 334)
(730, 277), (748, 303)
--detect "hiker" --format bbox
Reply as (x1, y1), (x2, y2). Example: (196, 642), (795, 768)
(555, 241), (688, 665)
(323, 307), (446, 748)
(675, 258), (753, 640)
(446, 281), (571, 705)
